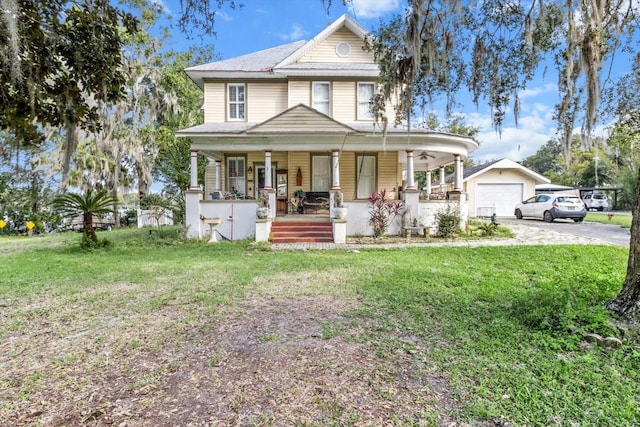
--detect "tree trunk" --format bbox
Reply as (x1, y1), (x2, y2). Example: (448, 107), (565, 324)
(83, 212), (97, 243)
(607, 169), (640, 318)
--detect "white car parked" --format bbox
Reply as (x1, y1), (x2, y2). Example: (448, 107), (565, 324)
(582, 193), (610, 211)
(514, 194), (587, 223)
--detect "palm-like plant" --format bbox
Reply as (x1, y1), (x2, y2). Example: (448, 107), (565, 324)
(52, 189), (117, 243)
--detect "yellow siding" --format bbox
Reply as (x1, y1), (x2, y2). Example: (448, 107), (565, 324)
(204, 159), (217, 196)
(288, 152), (310, 193)
(333, 81), (355, 122)
(299, 28), (373, 63)
(204, 82), (225, 123)
(288, 81), (310, 108)
(378, 152), (399, 198)
(247, 83), (287, 122)
(339, 152), (356, 201)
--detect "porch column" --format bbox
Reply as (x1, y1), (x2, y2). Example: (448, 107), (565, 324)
(454, 155), (462, 191)
(189, 150), (199, 190)
(264, 150), (273, 190)
(331, 149), (341, 190)
(439, 165), (446, 192)
(426, 170), (432, 194)
(405, 150), (416, 190)
(215, 160), (221, 191)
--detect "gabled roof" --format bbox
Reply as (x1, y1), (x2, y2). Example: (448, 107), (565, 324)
(247, 104), (359, 134)
(185, 14), (376, 88)
(185, 41), (306, 88)
(446, 158), (550, 184)
(274, 14), (370, 69)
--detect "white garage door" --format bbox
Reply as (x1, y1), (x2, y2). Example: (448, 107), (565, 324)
(475, 183), (524, 217)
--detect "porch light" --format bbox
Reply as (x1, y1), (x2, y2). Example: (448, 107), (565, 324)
(248, 166), (253, 174)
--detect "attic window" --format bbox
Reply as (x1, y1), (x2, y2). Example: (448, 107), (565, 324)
(335, 42), (351, 57)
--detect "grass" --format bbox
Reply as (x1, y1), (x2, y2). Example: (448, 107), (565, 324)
(586, 212), (633, 228)
(1, 227), (638, 425)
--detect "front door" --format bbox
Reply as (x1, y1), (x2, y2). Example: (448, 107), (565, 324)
(255, 164), (276, 199)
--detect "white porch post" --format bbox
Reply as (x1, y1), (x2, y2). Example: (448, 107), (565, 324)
(426, 170), (432, 194)
(186, 149), (203, 239)
(215, 160), (221, 191)
(189, 150), (199, 190)
(264, 150), (276, 219)
(331, 149), (340, 190)
(405, 150), (416, 190)
(439, 165), (446, 192)
(454, 154), (462, 191)
(264, 150), (273, 189)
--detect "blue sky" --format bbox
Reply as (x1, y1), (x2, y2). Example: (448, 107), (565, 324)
(160, 0), (581, 164)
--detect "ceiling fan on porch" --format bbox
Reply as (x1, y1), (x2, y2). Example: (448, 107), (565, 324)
(418, 151), (435, 160)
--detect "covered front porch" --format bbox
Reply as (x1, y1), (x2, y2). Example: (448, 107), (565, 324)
(178, 106), (477, 242)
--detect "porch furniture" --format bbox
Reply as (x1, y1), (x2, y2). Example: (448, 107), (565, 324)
(303, 192), (330, 214)
(403, 226), (429, 242)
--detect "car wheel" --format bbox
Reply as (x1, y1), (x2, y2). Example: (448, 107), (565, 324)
(543, 211), (554, 223)
(515, 209), (523, 219)
(598, 207), (604, 211)
(573, 217), (584, 223)
(105, 225), (112, 231)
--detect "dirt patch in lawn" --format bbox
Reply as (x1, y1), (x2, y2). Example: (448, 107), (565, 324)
(1, 286), (458, 426)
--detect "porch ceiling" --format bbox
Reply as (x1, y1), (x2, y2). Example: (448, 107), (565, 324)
(190, 132), (475, 167)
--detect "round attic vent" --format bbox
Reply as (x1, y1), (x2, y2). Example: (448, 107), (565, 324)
(335, 41), (351, 57)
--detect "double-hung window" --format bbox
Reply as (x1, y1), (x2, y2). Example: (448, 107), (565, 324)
(228, 83), (245, 120)
(227, 156), (246, 197)
(357, 82), (375, 120)
(312, 155), (331, 191)
(312, 82), (330, 115)
(356, 155), (376, 199)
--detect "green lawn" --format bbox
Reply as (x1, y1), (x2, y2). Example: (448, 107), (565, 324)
(0, 228), (637, 425)
(586, 212), (633, 228)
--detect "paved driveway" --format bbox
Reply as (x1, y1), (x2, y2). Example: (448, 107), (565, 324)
(500, 218), (631, 247)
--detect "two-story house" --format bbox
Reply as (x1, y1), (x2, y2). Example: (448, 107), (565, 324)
(177, 14), (478, 242)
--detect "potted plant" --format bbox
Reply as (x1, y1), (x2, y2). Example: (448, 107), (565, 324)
(333, 190), (347, 219)
(256, 190), (270, 219)
(293, 189), (306, 214)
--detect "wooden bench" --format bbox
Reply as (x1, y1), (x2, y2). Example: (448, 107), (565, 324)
(403, 226), (429, 242)
(303, 191), (330, 214)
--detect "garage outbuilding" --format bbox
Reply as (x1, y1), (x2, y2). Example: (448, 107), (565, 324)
(448, 158), (550, 217)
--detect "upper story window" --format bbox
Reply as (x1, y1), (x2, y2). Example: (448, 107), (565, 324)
(228, 83), (245, 120)
(357, 82), (375, 120)
(312, 82), (330, 116)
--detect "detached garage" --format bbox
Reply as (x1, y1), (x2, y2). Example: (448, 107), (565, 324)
(448, 158), (550, 217)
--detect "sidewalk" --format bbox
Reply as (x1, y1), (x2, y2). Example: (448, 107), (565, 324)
(270, 222), (610, 250)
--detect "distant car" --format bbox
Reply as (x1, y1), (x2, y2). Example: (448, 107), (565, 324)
(64, 214), (115, 231)
(582, 193), (609, 211)
(514, 194), (587, 223)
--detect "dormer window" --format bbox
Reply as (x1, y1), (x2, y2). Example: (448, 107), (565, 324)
(357, 82), (375, 120)
(312, 82), (330, 116)
(228, 83), (245, 120)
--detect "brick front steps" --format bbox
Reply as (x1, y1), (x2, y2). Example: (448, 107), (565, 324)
(270, 218), (333, 243)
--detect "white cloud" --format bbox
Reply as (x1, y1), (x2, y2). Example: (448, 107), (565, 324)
(349, 0), (400, 18)
(519, 83), (557, 99)
(215, 11), (233, 22)
(464, 106), (557, 163)
(276, 24), (309, 41)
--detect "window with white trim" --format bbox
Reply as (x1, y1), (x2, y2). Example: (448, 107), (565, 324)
(356, 155), (376, 198)
(227, 156), (246, 197)
(312, 82), (330, 115)
(357, 82), (375, 120)
(228, 83), (245, 120)
(312, 156), (331, 191)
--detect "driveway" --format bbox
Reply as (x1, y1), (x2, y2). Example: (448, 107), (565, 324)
(500, 218), (631, 247)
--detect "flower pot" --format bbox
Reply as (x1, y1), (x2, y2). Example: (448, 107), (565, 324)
(334, 207), (348, 219)
(256, 207), (270, 219)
